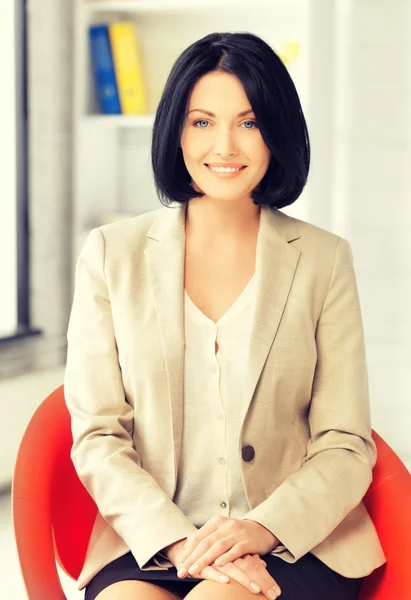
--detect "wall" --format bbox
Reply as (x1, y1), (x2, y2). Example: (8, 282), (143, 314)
(332, 0), (411, 461)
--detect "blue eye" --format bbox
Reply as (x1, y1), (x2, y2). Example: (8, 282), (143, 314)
(192, 119), (258, 129)
(193, 120), (209, 128)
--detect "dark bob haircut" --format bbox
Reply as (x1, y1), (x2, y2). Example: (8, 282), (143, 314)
(151, 32), (310, 209)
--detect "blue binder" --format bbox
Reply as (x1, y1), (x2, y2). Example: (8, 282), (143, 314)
(89, 24), (121, 114)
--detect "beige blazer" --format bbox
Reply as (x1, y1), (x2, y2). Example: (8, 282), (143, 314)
(64, 203), (386, 590)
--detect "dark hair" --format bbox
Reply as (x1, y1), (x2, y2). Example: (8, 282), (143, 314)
(151, 32), (310, 209)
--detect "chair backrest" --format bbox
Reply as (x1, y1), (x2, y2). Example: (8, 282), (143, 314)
(12, 384), (411, 599)
(12, 385), (98, 599)
(358, 430), (411, 599)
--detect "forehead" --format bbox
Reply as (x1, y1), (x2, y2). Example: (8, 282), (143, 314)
(187, 71), (251, 111)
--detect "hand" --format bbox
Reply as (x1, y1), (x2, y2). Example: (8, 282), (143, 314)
(177, 516), (279, 578)
(165, 539), (231, 586)
(216, 553), (282, 599)
(169, 540), (282, 598)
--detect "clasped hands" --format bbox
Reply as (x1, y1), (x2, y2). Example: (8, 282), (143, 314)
(176, 516), (282, 598)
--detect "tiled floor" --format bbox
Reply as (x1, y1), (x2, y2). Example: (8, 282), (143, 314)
(0, 491), (82, 599)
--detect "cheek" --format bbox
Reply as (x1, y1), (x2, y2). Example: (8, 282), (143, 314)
(254, 139), (271, 161)
(181, 133), (207, 163)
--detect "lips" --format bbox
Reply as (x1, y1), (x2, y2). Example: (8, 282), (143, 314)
(205, 164), (247, 170)
(205, 163), (246, 168)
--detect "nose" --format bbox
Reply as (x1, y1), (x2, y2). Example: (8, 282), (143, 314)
(212, 125), (238, 157)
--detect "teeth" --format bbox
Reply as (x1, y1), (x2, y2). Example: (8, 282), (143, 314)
(208, 166), (243, 173)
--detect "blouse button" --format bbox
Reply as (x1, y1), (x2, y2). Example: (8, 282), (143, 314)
(220, 501), (227, 508)
(218, 457), (226, 465)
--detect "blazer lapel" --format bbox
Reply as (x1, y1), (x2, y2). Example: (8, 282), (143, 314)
(144, 203), (301, 488)
(144, 204), (187, 481)
(238, 205), (301, 437)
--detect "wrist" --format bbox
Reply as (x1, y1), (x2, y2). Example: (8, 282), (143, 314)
(262, 528), (280, 552)
(163, 539), (186, 563)
(244, 519), (280, 552)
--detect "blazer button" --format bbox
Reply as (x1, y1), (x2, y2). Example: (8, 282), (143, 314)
(242, 445), (255, 462)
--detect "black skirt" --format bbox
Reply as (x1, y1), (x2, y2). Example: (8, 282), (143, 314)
(84, 550), (364, 600)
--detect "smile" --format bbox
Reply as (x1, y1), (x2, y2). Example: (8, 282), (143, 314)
(205, 164), (247, 178)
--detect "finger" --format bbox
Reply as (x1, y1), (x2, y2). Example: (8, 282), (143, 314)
(181, 517), (221, 561)
(215, 559), (263, 595)
(248, 553), (266, 567)
(236, 555), (282, 599)
(178, 539), (228, 579)
(213, 542), (247, 567)
(200, 564), (230, 585)
(180, 533), (198, 563)
(252, 565), (282, 598)
(182, 537), (233, 576)
(247, 553), (267, 568)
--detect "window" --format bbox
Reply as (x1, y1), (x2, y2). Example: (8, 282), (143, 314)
(0, 0), (38, 342)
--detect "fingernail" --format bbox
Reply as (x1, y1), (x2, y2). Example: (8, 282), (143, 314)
(177, 567), (187, 577)
(189, 563), (199, 575)
(220, 575), (229, 583)
(250, 582), (261, 593)
(268, 589), (277, 599)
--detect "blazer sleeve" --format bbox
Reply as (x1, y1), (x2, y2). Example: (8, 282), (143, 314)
(241, 237), (377, 561)
(64, 228), (197, 569)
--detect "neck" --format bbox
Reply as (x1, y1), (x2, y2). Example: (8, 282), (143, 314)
(185, 197), (261, 242)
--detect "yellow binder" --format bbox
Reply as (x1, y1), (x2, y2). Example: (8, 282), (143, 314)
(109, 21), (147, 114)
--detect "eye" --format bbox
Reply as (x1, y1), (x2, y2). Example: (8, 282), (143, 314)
(193, 120), (209, 128)
(192, 119), (258, 129)
(243, 120), (258, 129)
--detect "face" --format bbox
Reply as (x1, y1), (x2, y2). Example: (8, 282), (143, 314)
(180, 71), (271, 204)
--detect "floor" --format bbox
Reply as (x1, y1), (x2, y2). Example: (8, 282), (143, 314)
(0, 490), (82, 599)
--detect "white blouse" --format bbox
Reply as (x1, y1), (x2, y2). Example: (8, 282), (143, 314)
(153, 273), (258, 567)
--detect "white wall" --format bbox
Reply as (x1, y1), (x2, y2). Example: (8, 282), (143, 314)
(0, 367), (65, 488)
(331, 0), (411, 463)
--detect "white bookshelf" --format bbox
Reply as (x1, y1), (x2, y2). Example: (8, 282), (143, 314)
(71, 0), (311, 286)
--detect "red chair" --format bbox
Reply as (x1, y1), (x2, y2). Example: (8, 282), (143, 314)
(12, 385), (411, 599)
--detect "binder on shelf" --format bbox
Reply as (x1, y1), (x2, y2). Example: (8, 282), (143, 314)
(109, 21), (147, 115)
(89, 24), (121, 114)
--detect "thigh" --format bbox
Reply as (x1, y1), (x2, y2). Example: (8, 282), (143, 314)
(93, 580), (184, 600)
(184, 579), (263, 600)
(84, 552), (203, 600)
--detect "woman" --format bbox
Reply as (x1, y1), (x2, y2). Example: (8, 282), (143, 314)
(64, 32), (386, 600)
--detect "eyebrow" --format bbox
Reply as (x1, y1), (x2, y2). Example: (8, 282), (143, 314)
(187, 108), (254, 117)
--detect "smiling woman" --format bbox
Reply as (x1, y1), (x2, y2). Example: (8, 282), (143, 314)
(179, 70), (271, 201)
(65, 30), (383, 600)
(151, 32), (310, 210)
